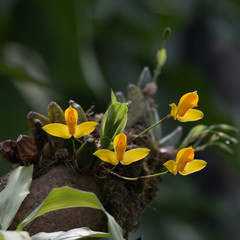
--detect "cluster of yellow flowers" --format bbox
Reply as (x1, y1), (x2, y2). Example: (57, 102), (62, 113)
(42, 91), (206, 176)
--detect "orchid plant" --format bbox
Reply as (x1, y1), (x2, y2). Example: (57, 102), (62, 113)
(39, 89), (206, 179)
(0, 28), (237, 240)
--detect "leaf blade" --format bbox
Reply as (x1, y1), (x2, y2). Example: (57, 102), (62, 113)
(0, 165), (33, 230)
(17, 186), (124, 240)
(0, 230), (32, 240)
(32, 227), (110, 240)
(100, 102), (128, 148)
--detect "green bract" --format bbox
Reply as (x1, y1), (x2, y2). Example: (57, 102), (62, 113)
(100, 92), (128, 149)
(157, 48), (167, 67)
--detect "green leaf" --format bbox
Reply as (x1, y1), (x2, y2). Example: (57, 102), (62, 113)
(209, 124), (238, 133)
(32, 227), (110, 240)
(179, 124), (207, 149)
(214, 132), (238, 145)
(159, 126), (182, 147)
(105, 213), (123, 240)
(111, 89), (117, 104)
(0, 230), (32, 240)
(137, 67), (152, 89)
(47, 101), (65, 124)
(0, 165), (33, 230)
(69, 100), (88, 123)
(99, 136), (112, 151)
(17, 186), (124, 240)
(126, 84), (144, 127)
(100, 102), (128, 148)
(210, 142), (234, 155)
(144, 107), (162, 143)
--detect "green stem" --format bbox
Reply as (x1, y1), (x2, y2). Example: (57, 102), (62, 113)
(72, 138), (78, 168)
(194, 143), (210, 152)
(192, 130), (210, 149)
(129, 113), (172, 143)
(95, 165), (117, 179)
(152, 63), (162, 83)
(109, 169), (169, 181)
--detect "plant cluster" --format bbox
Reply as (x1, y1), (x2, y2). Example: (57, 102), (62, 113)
(0, 30), (237, 240)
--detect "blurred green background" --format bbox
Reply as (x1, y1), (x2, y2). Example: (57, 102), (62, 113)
(0, 0), (240, 239)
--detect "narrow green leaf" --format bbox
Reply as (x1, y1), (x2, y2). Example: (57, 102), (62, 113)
(144, 107), (162, 143)
(159, 126), (182, 147)
(127, 84), (144, 127)
(137, 67), (152, 89)
(32, 227), (110, 240)
(179, 125), (207, 149)
(17, 187), (124, 240)
(0, 230), (32, 240)
(210, 142), (234, 155)
(111, 89), (117, 104)
(209, 124), (238, 133)
(106, 213), (124, 240)
(0, 165), (33, 230)
(215, 132), (238, 144)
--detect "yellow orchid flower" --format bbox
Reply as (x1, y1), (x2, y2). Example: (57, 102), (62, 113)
(170, 91), (204, 122)
(93, 132), (150, 165)
(163, 146), (207, 175)
(42, 106), (98, 139)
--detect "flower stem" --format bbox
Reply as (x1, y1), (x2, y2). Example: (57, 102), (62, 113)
(95, 165), (117, 179)
(129, 113), (172, 143)
(108, 169), (169, 181)
(72, 138), (78, 168)
(152, 63), (162, 83)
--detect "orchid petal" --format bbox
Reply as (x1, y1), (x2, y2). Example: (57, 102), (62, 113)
(120, 148), (150, 165)
(179, 160), (207, 175)
(169, 103), (178, 120)
(176, 147), (194, 172)
(65, 106), (78, 123)
(93, 149), (118, 165)
(178, 91), (199, 117)
(42, 123), (71, 139)
(163, 160), (177, 175)
(177, 109), (204, 122)
(176, 147), (194, 164)
(74, 122), (98, 138)
(114, 133), (127, 161)
(113, 133), (127, 152)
